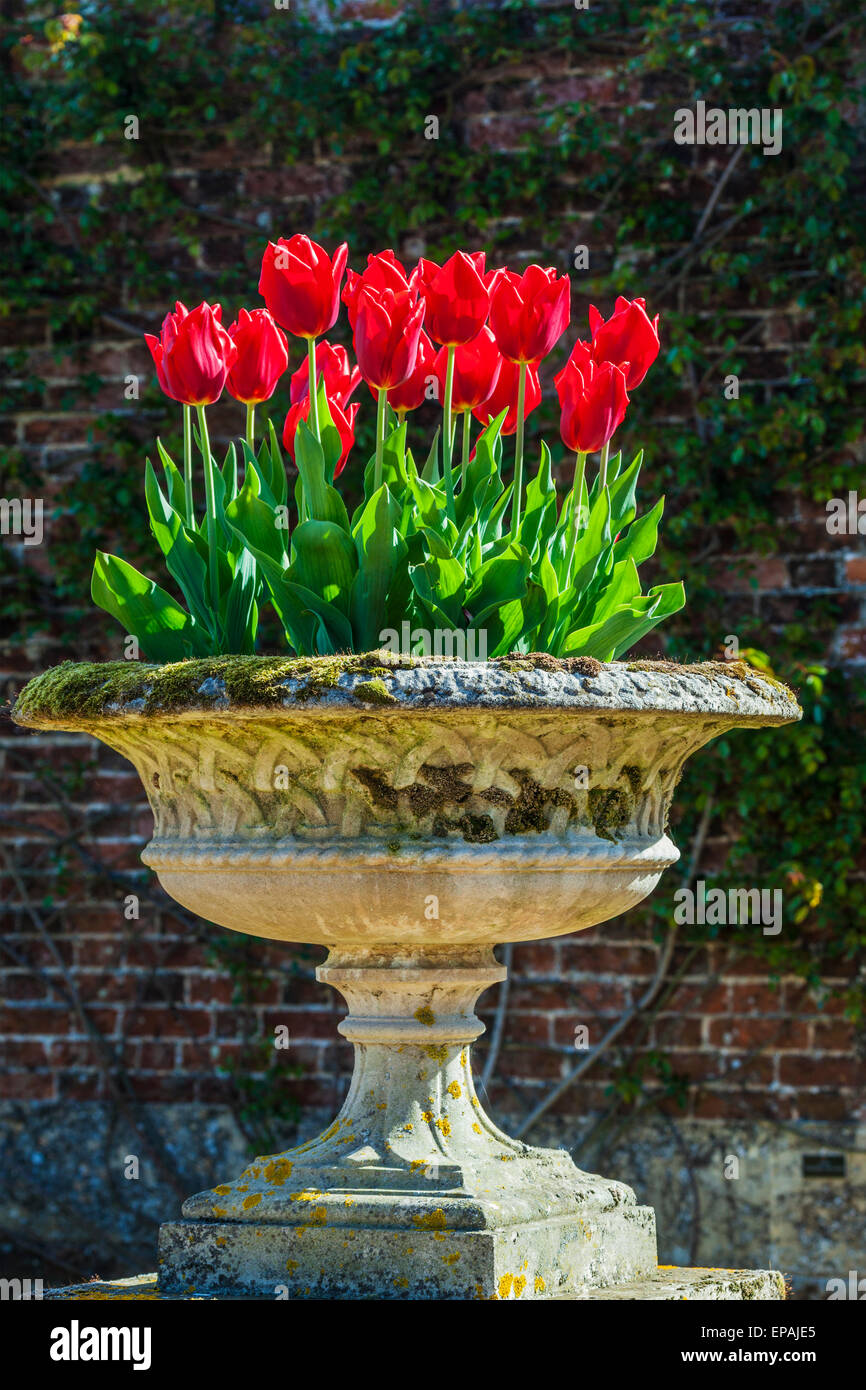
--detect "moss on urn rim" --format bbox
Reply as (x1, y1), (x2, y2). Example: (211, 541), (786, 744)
(11, 651), (801, 726)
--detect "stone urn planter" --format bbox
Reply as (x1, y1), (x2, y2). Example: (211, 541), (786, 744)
(14, 653), (800, 1301)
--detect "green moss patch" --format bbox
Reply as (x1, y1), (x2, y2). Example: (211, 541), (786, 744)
(13, 653), (414, 723)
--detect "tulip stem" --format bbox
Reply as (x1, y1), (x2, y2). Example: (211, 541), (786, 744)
(461, 410), (471, 490)
(375, 387), (387, 494)
(566, 451), (587, 584)
(196, 405), (221, 623)
(182, 404), (194, 528)
(246, 403), (256, 452)
(307, 338), (320, 442)
(598, 439), (611, 493)
(511, 361), (528, 540)
(443, 345), (456, 519)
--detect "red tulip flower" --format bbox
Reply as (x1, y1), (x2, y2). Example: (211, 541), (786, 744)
(434, 326), (502, 413)
(588, 296), (659, 389)
(283, 394), (358, 479)
(489, 265), (570, 365)
(472, 358), (541, 437)
(259, 234), (348, 340)
(343, 250), (413, 330)
(145, 300), (238, 407)
(354, 285), (425, 391)
(415, 251), (491, 347)
(290, 340), (360, 407)
(225, 308), (289, 405)
(556, 358), (629, 455)
(376, 331), (437, 414)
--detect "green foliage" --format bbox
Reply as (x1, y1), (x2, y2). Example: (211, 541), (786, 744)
(93, 379), (682, 658)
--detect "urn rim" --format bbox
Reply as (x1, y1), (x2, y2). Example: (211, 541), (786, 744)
(13, 653), (802, 729)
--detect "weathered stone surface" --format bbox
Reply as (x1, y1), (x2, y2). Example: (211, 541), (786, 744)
(40, 1265), (785, 1301)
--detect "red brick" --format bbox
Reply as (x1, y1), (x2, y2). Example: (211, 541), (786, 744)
(0, 1073), (55, 1098)
(779, 1056), (863, 1088)
(708, 1017), (810, 1050)
(0, 1005), (70, 1035)
(792, 1092), (857, 1121)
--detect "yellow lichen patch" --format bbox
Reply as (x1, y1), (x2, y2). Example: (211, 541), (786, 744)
(409, 1159), (427, 1172)
(403, 1123), (414, 1132)
(534, 1276), (546, 1294)
(290, 1190), (325, 1202)
(344, 1197), (355, 1207)
(310, 1206), (327, 1225)
(242, 1193), (262, 1211)
(442, 1252), (461, 1266)
(213, 1185), (232, 1196)
(412, 1208), (448, 1230)
(513, 1275), (526, 1298)
(425, 1044), (448, 1062)
(263, 1157), (293, 1185)
(421, 1110), (433, 1122)
(435, 1116), (452, 1137)
(393, 1277), (409, 1289)
(499, 1154), (515, 1161)
(498, 1273), (514, 1299)
(215, 1237), (227, 1248)
(472, 1123), (482, 1135)
(414, 1006), (435, 1027)
(446, 1081), (462, 1099)
(212, 1207), (228, 1218)
(235, 1185), (249, 1193)
(286, 1260), (299, 1272)
(376, 1102), (387, 1110)
(321, 1122), (340, 1140)
(460, 1050), (467, 1067)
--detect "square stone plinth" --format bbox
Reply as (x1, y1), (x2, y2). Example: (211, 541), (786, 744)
(157, 1201), (658, 1300)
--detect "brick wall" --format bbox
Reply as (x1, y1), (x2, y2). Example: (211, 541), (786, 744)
(1, 2), (864, 1190)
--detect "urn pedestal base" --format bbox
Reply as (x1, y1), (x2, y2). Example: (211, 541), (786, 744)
(158, 947), (662, 1299)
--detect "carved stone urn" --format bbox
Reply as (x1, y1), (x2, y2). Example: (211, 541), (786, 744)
(14, 654), (800, 1300)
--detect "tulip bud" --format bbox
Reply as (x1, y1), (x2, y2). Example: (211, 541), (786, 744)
(145, 301), (237, 407)
(259, 235), (348, 340)
(489, 265), (571, 365)
(589, 296), (660, 389)
(226, 308), (289, 405)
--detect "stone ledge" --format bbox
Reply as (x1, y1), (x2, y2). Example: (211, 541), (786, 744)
(40, 1266), (785, 1301)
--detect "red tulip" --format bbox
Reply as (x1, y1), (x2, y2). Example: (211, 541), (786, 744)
(259, 234), (348, 340)
(225, 308), (289, 405)
(588, 296), (659, 389)
(374, 331), (437, 414)
(343, 250), (413, 330)
(556, 358), (629, 454)
(283, 394), (358, 479)
(472, 358), (541, 437)
(145, 300), (238, 407)
(489, 264), (570, 365)
(415, 251), (490, 347)
(354, 285), (425, 391)
(434, 326), (502, 413)
(289, 340), (360, 407)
